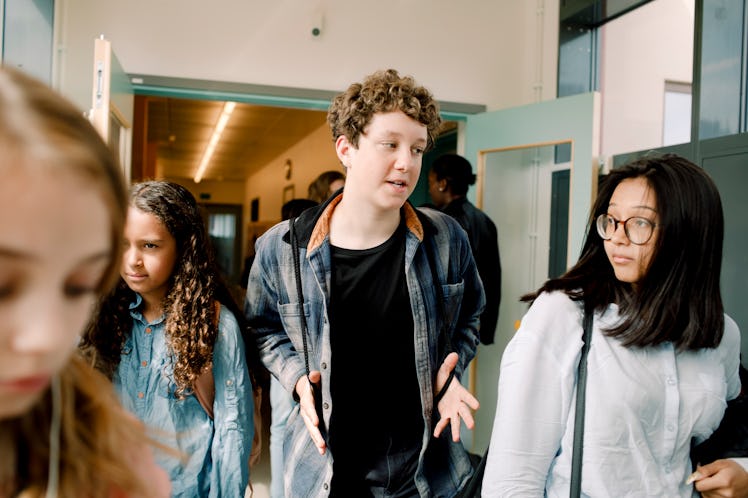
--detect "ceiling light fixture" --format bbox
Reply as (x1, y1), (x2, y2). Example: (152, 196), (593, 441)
(193, 101), (237, 183)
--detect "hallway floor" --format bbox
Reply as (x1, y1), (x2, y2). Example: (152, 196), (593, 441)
(247, 384), (272, 498)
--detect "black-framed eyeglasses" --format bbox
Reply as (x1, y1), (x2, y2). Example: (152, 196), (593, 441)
(596, 214), (657, 245)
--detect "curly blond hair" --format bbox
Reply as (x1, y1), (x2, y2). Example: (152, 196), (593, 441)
(327, 69), (442, 150)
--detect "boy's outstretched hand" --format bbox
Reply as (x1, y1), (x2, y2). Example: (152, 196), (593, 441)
(295, 370), (326, 455)
(433, 352), (480, 442)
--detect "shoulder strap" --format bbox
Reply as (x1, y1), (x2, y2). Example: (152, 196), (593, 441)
(289, 217), (312, 378)
(193, 300), (221, 419)
(570, 303), (594, 497)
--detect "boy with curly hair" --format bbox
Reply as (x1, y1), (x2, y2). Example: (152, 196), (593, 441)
(246, 69), (484, 497)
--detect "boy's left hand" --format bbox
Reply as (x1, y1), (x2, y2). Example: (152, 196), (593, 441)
(433, 352), (480, 442)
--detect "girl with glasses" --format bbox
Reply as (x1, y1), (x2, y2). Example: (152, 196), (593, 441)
(482, 154), (740, 497)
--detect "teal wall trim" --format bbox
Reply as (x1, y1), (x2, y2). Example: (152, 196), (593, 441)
(129, 73), (485, 120)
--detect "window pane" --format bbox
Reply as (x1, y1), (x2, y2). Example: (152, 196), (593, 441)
(598, 0), (694, 157)
(2, 0), (54, 84)
(699, 0), (744, 140)
(663, 82), (692, 146)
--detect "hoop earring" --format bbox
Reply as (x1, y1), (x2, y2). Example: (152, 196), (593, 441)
(45, 375), (61, 498)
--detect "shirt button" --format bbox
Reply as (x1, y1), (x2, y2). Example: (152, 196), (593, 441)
(226, 380), (233, 386)
(137, 392), (144, 399)
(145, 327), (152, 334)
(667, 376), (676, 385)
(141, 360), (147, 367)
(321, 362), (327, 369)
(664, 464), (671, 473)
(667, 423), (675, 432)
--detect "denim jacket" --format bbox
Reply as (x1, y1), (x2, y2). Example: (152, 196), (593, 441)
(114, 294), (254, 498)
(245, 194), (484, 497)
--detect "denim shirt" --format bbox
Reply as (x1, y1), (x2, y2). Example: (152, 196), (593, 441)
(113, 294), (254, 498)
(245, 195), (485, 498)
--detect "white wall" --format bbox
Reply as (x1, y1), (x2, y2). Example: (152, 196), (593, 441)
(58, 0), (559, 114)
(171, 178), (248, 206)
(242, 122), (339, 251)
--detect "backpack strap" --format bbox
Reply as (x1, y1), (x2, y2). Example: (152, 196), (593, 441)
(289, 217), (312, 379)
(570, 302), (594, 497)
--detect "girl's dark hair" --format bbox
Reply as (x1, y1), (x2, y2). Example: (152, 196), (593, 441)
(525, 154), (725, 350)
(83, 181), (266, 396)
(431, 153), (476, 196)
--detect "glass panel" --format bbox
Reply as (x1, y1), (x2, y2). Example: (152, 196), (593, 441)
(2, 0), (54, 84)
(560, 0), (655, 27)
(558, 25), (598, 97)
(209, 213), (236, 238)
(699, 0), (744, 140)
(599, 0), (694, 157)
(663, 81), (692, 146)
(208, 212), (238, 283)
(482, 145), (569, 354)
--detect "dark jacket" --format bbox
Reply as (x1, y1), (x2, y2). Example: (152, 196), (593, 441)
(443, 197), (501, 344)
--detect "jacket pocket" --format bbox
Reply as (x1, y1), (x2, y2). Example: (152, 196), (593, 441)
(278, 301), (314, 352)
(440, 280), (465, 331)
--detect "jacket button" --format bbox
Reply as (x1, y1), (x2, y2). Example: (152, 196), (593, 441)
(323, 402), (329, 410)
(321, 362), (327, 369)
(323, 483), (329, 491)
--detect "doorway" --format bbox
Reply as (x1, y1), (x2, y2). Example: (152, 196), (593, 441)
(201, 203), (243, 286)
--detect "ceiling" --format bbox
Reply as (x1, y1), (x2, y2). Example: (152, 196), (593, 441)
(143, 95), (458, 183)
(144, 96), (329, 182)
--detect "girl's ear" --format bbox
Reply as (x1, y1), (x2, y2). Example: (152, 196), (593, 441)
(335, 135), (353, 169)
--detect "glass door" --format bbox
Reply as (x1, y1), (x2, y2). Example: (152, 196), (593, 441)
(464, 92), (601, 452)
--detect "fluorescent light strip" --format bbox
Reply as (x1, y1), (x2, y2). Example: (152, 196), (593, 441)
(194, 101), (237, 183)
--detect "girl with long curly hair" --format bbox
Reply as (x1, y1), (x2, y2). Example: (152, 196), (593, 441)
(82, 181), (255, 497)
(0, 66), (170, 497)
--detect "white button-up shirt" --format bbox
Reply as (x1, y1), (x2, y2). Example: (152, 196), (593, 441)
(483, 291), (741, 497)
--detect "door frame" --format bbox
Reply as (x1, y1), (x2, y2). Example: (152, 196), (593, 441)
(464, 92), (602, 453)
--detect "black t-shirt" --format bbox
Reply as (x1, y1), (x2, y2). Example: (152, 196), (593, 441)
(328, 221), (423, 494)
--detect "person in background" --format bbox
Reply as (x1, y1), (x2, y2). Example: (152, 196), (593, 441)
(246, 68), (484, 497)
(282, 198), (319, 222)
(269, 197), (319, 498)
(482, 154), (740, 496)
(428, 153), (501, 345)
(307, 170), (346, 203)
(0, 66), (170, 497)
(82, 181), (256, 497)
